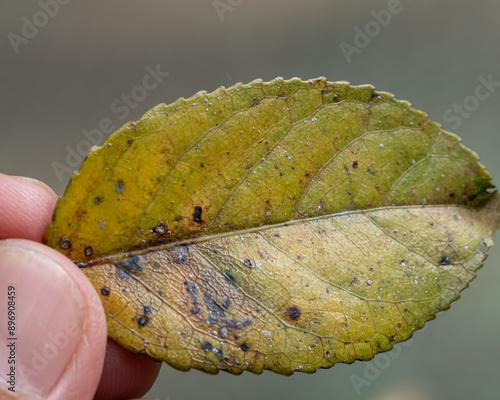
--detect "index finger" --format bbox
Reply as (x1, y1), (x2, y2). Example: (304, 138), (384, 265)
(0, 173), (58, 241)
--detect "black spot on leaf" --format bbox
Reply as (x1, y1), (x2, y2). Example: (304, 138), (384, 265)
(143, 304), (153, 315)
(101, 287), (110, 296)
(84, 246), (93, 257)
(174, 245), (190, 264)
(240, 343), (250, 353)
(206, 299), (226, 324)
(227, 319), (242, 330)
(115, 180), (125, 194)
(213, 347), (223, 359)
(184, 281), (199, 305)
(184, 281), (198, 295)
(116, 268), (131, 280)
(243, 259), (254, 269)
(94, 196), (103, 205)
(219, 326), (229, 338)
(202, 342), (213, 352)
(439, 256), (451, 265)
(287, 305), (301, 320)
(194, 206), (203, 223)
(353, 161), (358, 168)
(60, 238), (71, 249)
(223, 271), (237, 284)
(115, 255), (143, 274)
(222, 298), (232, 309)
(251, 97), (261, 106)
(137, 315), (149, 327)
(153, 221), (168, 235)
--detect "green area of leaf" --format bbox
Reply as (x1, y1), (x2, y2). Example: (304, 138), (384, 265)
(44, 77), (499, 375)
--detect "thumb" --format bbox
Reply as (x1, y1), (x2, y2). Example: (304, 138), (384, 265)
(0, 239), (107, 400)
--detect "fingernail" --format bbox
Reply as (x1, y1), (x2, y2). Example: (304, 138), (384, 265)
(0, 245), (86, 398)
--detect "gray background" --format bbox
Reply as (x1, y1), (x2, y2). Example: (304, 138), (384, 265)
(1, 1), (499, 399)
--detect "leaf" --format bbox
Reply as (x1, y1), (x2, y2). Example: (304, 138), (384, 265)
(44, 77), (500, 375)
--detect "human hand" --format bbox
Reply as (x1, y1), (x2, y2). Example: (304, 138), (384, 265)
(0, 173), (162, 400)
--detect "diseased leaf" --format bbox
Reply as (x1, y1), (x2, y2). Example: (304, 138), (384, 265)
(44, 77), (500, 375)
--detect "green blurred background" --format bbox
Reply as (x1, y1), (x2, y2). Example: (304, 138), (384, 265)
(1, 1), (499, 399)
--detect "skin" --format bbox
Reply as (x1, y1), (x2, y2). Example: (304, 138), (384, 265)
(0, 173), (161, 400)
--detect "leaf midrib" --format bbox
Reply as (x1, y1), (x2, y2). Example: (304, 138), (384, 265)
(77, 202), (479, 267)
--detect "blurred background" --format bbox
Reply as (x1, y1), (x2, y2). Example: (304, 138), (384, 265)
(1, 1), (499, 399)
